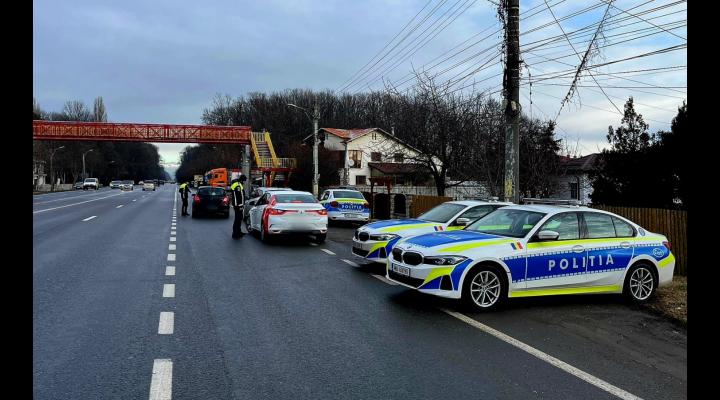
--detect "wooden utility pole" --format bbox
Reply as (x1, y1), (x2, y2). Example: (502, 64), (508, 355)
(504, 0), (520, 203)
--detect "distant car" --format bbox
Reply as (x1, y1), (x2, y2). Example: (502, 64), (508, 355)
(191, 186), (230, 218)
(120, 180), (134, 191)
(73, 181), (83, 190)
(247, 190), (328, 243)
(83, 178), (99, 190)
(143, 182), (156, 191)
(109, 180), (122, 189)
(243, 187), (289, 224)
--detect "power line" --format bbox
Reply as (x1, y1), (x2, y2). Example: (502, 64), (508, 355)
(601, 0), (686, 41)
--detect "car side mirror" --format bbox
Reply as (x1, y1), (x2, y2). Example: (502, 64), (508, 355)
(455, 217), (471, 226)
(536, 230), (560, 241)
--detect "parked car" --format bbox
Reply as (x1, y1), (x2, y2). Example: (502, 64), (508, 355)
(319, 188), (370, 223)
(353, 200), (511, 264)
(109, 180), (122, 189)
(247, 190), (328, 243)
(191, 186), (230, 218)
(73, 181), (83, 190)
(143, 181), (156, 191)
(83, 178), (99, 190)
(120, 180), (134, 191)
(386, 202), (675, 311)
(243, 187), (289, 225)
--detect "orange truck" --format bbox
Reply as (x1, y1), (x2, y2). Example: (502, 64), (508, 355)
(204, 168), (240, 189)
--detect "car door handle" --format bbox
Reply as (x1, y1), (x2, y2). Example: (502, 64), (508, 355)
(620, 241), (631, 249)
(572, 245), (585, 253)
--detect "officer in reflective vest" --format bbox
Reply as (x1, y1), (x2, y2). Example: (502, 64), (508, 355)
(179, 182), (190, 216)
(230, 175), (247, 239)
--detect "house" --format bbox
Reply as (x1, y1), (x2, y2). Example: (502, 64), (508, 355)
(309, 127), (430, 186)
(551, 153), (599, 204)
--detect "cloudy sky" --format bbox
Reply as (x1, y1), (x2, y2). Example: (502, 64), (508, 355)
(34, 0), (686, 163)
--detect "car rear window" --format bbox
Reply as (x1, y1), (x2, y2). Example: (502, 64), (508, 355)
(198, 188), (226, 196)
(274, 194), (317, 203)
(332, 190), (365, 199)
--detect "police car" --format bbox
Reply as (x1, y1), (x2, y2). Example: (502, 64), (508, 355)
(386, 201), (675, 311)
(352, 200), (511, 264)
(319, 188), (370, 222)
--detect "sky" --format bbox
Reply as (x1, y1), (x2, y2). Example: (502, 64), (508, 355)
(34, 0), (687, 163)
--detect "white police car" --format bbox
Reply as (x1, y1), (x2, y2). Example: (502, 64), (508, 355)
(319, 188), (370, 222)
(352, 200), (511, 264)
(386, 203), (675, 311)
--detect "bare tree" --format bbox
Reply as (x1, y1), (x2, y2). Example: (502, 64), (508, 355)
(93, 97), (108, 122)
(63, 100), (92, 122)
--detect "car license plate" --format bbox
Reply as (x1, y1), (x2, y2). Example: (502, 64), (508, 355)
(391, 263), (410, 276)
(344, 213), (358, 218)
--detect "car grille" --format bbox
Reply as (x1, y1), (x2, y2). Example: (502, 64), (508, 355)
(402, 251), (423, 266)
(352, 247), (370, 257)
(388, 271), (425, 288)
(358, 231), (369, 241)
(392, 248), (403, 262)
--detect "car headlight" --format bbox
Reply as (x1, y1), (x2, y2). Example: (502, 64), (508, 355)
(369, 233), (399, 241)
(423, 255), (468, 265)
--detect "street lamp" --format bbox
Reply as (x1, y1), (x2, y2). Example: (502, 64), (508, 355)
(287, 103), (320, 197)
(82, 149), (94, 181)
(49, 145), (65, 192)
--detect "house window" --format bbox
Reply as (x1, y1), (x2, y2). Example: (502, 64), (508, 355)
(372, 131), (377, 140)
(569, 182), (579, 199)
(371, 152), (381, 162)
(355, 175), (367, 185)
(393, 153), (404, 163)
(348, 150), (362, 169)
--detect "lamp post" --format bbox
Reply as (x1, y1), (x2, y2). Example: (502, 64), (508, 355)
(82, 149), (94, 181)
(287, 103), (320, 197)
(49, 145), (65, 192)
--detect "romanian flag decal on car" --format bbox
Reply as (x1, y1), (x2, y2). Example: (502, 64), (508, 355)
(433, 226), (444, 232)
(510, 242), (523, 250)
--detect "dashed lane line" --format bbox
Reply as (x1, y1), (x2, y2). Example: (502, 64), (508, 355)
(162, 284), (175, 298)
(371, 274), (398, 285)
(158, 312), (174, 335)
(320, 249), (336, 255)
(168, 244), (176, 251)
(165, 266), (175, 276)
(167, 254), (176, 262)
(440, 309), (644, 400)
(34, 192), (125, 214)
(82, 216), (97, 222)
(170, 237), (176, 242)
(340, 259), (360, 267)
(148, 359), (172, 400)
(116, 205), (124, 208)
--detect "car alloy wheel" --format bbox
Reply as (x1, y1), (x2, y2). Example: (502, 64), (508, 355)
(469, 270), (502, 308)
(629, 266), (654, 301)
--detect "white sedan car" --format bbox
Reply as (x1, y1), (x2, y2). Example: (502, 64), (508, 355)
(387, 204), (675, 311)
(248, 190), (328, 243)
(352, 200), (511, 264)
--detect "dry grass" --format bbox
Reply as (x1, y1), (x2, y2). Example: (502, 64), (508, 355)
(643, 276), (687, 327)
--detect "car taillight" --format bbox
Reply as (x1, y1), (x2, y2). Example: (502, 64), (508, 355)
(330, 201), (339, 207)
(193, 195), (200, 203)
(268, 208), (286, 215)
(269, 196), (277, 207)
(308, 209), (328, 215)
(222, 196), (229, 205)
(663, 241), (671, 250)
(363, 202), (369, 208)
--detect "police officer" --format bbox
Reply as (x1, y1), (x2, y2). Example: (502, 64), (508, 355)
(179, 182), (190, 216)
(230, 175), (247, 239)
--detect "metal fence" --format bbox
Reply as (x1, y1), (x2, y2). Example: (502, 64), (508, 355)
(592, 205), (687, 276)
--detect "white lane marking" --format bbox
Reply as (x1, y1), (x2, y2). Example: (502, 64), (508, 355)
(371, 274), (398, 285)
(163, 284), (175, 298)
(33, 190), (108, 204)
(171, 223), (176, 226)
(158, 312), (174, 334)
(149, 359), (173, 400)
(320, 249), (336, 255)
(167, 254), (175, 261)
(34, 192), (124, 214)
(133, 199), (137, 202)
(309, 242), (318, 246)
(170, 237), (176, 242)
(168, 244), (176, 251)
(82, 216), (97, 222)
(341, 259), (360, 267)
(170, 232), (176, 237)
(166, 266), (175, 276)
(440, 309), (644, 400)
(116, 205), (124, 208)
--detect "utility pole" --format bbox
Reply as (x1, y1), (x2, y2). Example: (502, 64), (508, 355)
(504, 0), (520, 203)
(243, 144), (251, 198)
(82, 149), (94, 180)
(312, 103), (320, 198)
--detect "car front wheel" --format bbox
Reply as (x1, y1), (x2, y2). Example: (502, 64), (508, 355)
(624, 263), (657, 303)
(462, 265), (506, 312)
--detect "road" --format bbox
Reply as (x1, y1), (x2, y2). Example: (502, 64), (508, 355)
(33, 185), (686, 399)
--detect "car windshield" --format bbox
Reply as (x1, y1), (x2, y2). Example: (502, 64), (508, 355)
(123, 181), (133, 184)
(466, 209), (546, 238)
(418, 203), (465, 223)
(84, 178), (95, 183)
(198, 188), (226, 196)
(274, 193), (317, 203)
(332, 190), (365, 199)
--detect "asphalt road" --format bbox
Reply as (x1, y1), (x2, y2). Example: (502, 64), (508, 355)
(33, 185), (686, 399)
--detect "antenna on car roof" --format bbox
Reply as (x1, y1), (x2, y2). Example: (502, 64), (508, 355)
(521, 198), (582, 206)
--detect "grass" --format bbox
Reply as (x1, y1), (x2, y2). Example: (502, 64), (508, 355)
(642, 276), (687, 328)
